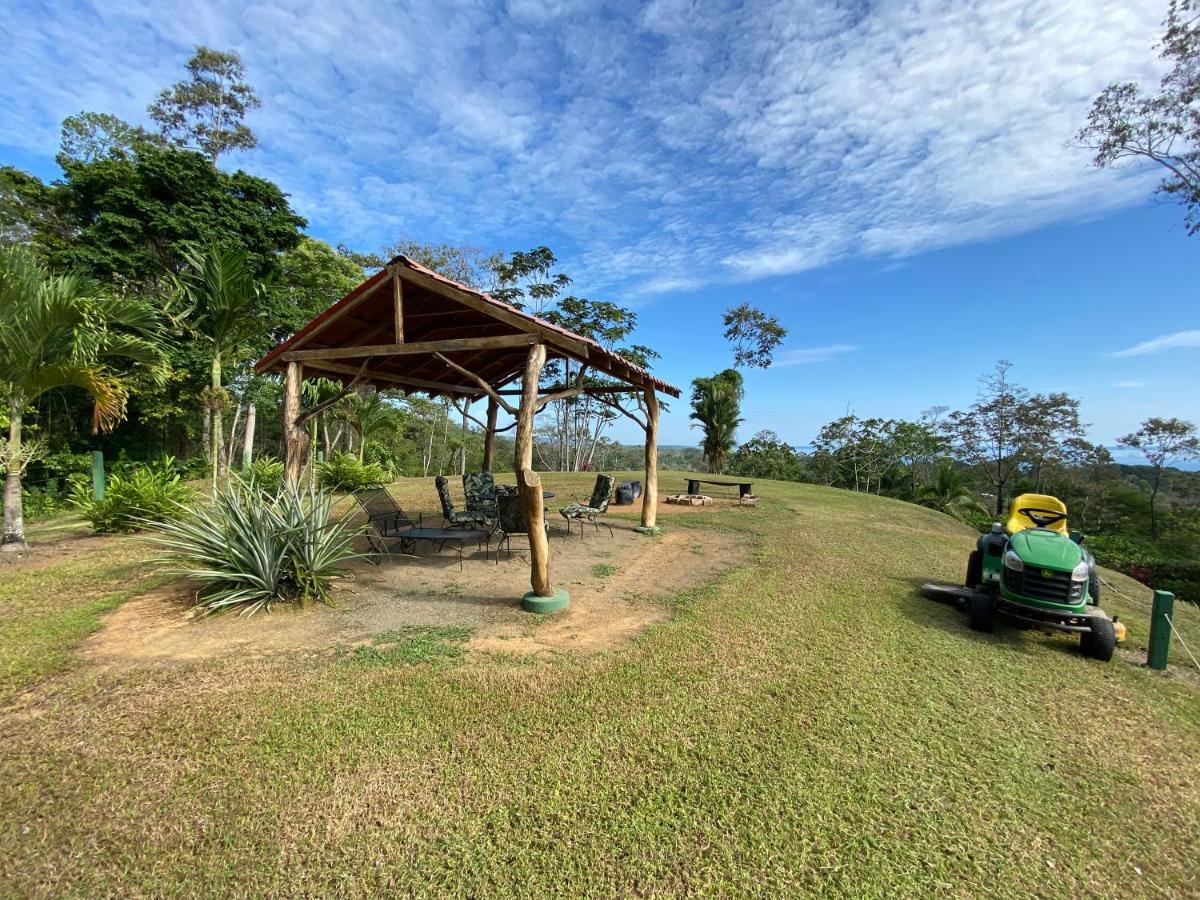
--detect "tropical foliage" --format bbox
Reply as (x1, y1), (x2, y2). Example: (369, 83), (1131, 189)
(317, 451), (390, 493)
(688, 369), (744, 474)
(0, 244), (165, 549)
(147, 479), (360, 616)
(70, 463), (194, 533)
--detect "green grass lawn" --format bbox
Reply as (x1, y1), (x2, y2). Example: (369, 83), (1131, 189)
(0, 473), (1197, 896)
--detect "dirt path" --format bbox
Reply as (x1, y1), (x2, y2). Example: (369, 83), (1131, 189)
(82, 522), (743, 669)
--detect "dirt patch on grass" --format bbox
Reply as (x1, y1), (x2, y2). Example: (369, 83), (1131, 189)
(81, 520), (742, 670)
(0, 529), (117, 573)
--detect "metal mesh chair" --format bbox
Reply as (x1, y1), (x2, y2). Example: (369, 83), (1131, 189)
(558, 473), (615, 537)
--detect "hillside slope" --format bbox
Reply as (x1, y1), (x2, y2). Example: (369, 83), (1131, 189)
(0, 474), (1197, 896)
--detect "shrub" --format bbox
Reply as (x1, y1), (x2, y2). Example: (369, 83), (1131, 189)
(70, 465), (194, 533)
(242, 456), (285, 493)
(317, 451), (390, 492)
(147, 479), (361, 616)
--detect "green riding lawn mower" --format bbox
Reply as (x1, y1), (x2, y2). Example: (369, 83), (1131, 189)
(923, 492), (1125, 661)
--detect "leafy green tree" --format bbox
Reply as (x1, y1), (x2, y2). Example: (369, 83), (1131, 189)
(148, 46), (261, 163)
(489, 246), (571, 313)
(0, 245), (165, 550)
(382, 238), (497, 289)
(333, 392), (404, 461)
(58, 112), (145, 165)
(918, 464), (987, 522)
(1078, 1), (1200, 232)
(889, 417), (947, 500)
(46, 143), (303, 294)
(723, 303), (787, 369)
(171, 242), (271, 483)
(1118, 416), (1200, 539)
(0, 166), (63, 249)
(729, 430), (804, 480)
(689, 369), (744, 474)
(278, 236), (364, 325)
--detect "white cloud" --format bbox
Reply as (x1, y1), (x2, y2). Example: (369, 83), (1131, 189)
(1112, 381), (1149, 389)
(773, 344), (858, 367)
(0, 0), (1167, 297)
(1111, 330), (1200, 358)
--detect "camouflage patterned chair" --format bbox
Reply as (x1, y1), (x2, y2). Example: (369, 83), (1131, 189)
(462, 470), (497, 521)
(559, 473), (615, 537)
(435, 475), (491, 529)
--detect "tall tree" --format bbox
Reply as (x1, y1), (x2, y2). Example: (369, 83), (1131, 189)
(171, 242), (270, 484)
(1078, 1), (1200, 232)
(489, 247), (571, 313)
(0, 245), (165, 550)
(1117, 416), (1200, 539)
(148, 46), (261, 164)
(722, 303), (787, 369)
(689, 369), (744, 474)
(946, 361), (1029, 516)
(58, 112), (144, 165)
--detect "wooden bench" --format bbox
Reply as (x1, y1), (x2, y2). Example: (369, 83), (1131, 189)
(685, 478), (753, 498)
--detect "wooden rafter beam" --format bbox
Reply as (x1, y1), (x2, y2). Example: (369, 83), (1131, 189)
(303, 359), (483, 396)
(396, 265), (592, 359)
(281, 333), (537, 363)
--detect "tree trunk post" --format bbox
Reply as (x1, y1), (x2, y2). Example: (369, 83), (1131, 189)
(515, 344), (565, 612)
(482, 396), (498, 472)
(1, 402), (27, 552)
(283, 362), (309, 489)
(242, 402), (256, 468)
(636, 388), (661, 534)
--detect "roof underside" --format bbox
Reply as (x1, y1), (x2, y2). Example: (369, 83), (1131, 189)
(255, 256), (680, 399)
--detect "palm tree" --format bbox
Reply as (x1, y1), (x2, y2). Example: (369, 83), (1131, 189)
(333, 392), (403, 460)
(0, 245), (165, 551)
(172, 242), (269, 485)
(689, 369), (744, 474)
(918, 464), (987, 522)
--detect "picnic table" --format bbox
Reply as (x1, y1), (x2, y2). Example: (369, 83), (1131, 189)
(368, 527), (491, 570)
(685, 478), (753, 498)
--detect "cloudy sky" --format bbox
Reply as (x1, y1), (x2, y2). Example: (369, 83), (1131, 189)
(2, 0), (1197, 449)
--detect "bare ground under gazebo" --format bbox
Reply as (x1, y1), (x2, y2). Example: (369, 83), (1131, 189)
(81, 499), (743, 670)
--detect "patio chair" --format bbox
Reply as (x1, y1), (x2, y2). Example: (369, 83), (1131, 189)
(559, 473), (615, 537)
(463, 470), (498, 519)
(494, 491), (549, 562)
(435, 475), (492, 529)
(352, 485), (420, 535)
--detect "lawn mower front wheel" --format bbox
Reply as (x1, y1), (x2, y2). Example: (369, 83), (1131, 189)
(1080, 616), (1116, 662)
(969, 591), (995, 633)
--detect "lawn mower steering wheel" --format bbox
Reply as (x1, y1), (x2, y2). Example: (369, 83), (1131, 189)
(1019, 507), (1068, 528)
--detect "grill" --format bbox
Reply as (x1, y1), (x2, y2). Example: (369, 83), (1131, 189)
(1004, 567), (1084, 605)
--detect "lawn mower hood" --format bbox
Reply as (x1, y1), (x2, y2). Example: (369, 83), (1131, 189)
(1006, 527), (1085, 573)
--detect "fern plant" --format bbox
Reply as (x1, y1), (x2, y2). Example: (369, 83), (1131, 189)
(317, 451), (390, 492)
(147, 478), (361, 616)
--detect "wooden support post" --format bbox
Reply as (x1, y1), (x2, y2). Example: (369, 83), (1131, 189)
(283, 361), (309, 488)
(393, 272), (404, 343)
(516, 343), (557, 603)
(639, 388), (660, 531)
(482, 396), (498, 472)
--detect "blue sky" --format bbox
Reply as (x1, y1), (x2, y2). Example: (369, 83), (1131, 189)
(1, 0), (1197, 452)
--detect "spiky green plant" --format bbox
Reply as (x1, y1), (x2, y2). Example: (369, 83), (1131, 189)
(147, 478), (361, 616)
(70, 464), (194, 533)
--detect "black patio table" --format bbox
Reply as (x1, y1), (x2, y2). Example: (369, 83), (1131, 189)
(368, 527), (490, 570)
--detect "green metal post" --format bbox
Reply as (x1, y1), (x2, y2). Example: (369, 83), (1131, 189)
(1147, 590), (1175, 670)
(91, 451), (105, 502)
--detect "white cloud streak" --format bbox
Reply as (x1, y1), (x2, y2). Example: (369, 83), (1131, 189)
(1111, 330), (1200, 358)
(772, 344), (858, 367)
(0, 0), (1166, 297)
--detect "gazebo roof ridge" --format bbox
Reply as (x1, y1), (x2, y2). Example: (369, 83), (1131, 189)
(255, 254), (680, 398)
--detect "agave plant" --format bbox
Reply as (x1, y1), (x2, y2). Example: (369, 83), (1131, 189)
(148, 478), (362, 616)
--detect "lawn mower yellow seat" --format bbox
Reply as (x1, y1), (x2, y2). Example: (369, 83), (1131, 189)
(1006, 493), (1069, 536)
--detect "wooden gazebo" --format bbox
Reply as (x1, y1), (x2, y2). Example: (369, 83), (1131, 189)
(255, 255), (680, 607)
